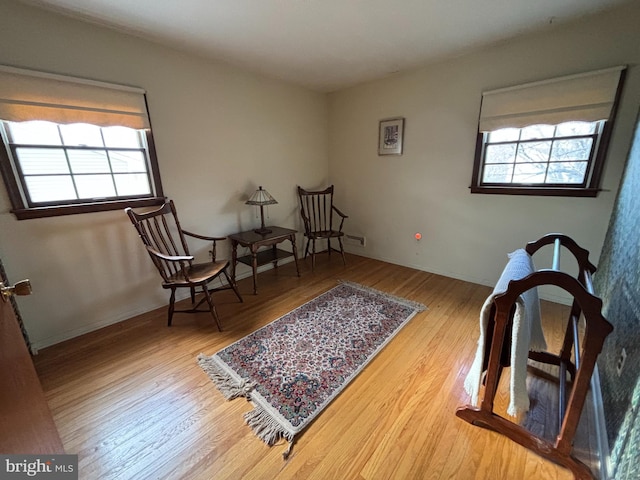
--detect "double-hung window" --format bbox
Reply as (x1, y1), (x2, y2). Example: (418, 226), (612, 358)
(471, 66), (626, 196)
(0, 66), (164, 219)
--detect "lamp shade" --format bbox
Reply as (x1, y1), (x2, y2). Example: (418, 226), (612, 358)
(246, 186), (277, 206)
(245, 186), (277, 235)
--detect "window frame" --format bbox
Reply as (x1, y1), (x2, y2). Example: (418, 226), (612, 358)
(470, 68), (626, 197)
(0, 127), (165, 219)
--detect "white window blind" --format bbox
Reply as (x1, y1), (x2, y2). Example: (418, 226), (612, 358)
(478, 66), (625, 132)
(0, 65), (150, 129)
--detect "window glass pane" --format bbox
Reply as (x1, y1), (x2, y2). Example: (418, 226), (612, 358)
(102, 127), (142, 148)
(16, 148), (69, 174)
(516, 141), (551, 163)
(24, 175), (76, 202)
(59, 123), (104, 147)
(75, 174), (116, 198)
(109, 150), (147, 172)
(114, 173), (151, 196)
(546, 162), (587, 184)
(484, 144), (516, 164)
(556, 121), (597, 137)
(0, 117), (161, 217)
(488, 128), (519, 143)
(520, 125), (555, 140)
(67, 150), (110, 173)
(551, 139), (593, 162)
(8, 121), (62, 145)
(482, 164), (513, 183)
(473, 114), (608, 194)
(513, 163), (547, 183)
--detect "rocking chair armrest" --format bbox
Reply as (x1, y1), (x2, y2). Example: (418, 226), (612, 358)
(332, 205), (348, 232)
(332, 205), (348, 219)
(145, 245), (194, 263)
(182, 230), (227, 242)
(182, 230), (226, 262)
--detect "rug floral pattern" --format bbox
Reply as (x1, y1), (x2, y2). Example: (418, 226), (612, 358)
(199, 281), (425, 451)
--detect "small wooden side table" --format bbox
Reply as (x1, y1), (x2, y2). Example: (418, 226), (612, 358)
(229, 226), (300, 294)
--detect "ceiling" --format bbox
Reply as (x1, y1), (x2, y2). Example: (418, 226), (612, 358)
(20, 0), (631, 92)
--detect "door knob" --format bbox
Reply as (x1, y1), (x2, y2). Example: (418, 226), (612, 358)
(0, 280), (32, 301)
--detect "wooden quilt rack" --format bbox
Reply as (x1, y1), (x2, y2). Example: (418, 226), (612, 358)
(456, 233), (613, 479)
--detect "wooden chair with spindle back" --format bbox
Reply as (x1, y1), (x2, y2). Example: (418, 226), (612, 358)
(297, 185), (348, 271)
(125, 200), (242, 330)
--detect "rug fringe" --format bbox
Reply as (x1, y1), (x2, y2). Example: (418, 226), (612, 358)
(337, 280), (427, 312)
(244, 403), (295, 453)
(197, 353), (254, 400)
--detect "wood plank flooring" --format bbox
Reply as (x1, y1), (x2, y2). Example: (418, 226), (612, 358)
(34, 254), (580, 479)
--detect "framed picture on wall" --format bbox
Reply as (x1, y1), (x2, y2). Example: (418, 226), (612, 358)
(378, 117), (404, 155)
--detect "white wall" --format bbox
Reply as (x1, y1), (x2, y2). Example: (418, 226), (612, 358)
(328, 3), (640, 303)
(0, 0), (328, 348)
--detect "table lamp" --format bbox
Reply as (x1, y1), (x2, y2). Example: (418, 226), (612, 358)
(245, 186), (277, 234)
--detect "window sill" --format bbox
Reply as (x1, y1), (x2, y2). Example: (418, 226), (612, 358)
(11, 197), (167, 220)
(469, 186), (600, 197)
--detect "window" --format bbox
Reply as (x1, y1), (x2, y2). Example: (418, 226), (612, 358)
(471, 66), (626, 197)
(481, 121), (600, 186)
(0, 66), (164, 219)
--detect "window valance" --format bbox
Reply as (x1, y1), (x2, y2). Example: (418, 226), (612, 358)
(478, 66), (625, 132)
(0, 65), (150, 129)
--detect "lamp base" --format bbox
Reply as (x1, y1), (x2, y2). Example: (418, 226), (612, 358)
(254, 227), (273, 235)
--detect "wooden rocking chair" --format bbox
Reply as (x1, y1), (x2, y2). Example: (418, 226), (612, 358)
(125, 200), (242, 330)
(297, 185), (348, 271)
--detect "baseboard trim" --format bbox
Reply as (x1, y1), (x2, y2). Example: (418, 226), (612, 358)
(31, 258), (296, 350)
(343, 250), (574, 305)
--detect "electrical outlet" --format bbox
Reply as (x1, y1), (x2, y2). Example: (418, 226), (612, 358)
(616, 348), (627, 376)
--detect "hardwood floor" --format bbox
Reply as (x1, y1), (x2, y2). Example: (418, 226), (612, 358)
(34, 254), (579, 479)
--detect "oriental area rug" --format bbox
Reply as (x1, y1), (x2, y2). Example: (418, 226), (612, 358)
(198, 281), (426, 458)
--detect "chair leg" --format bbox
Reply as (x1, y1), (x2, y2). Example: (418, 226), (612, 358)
(168, 288), (176, 326)
(338, 237), (346, 266)
(304, 238), (310, 259)
(223, 270), (243, 303)
(327, 238), (331, 257)
(202, 285), (222, 331)
(311, 239), (316, 271)
(190, 287), (196, 304)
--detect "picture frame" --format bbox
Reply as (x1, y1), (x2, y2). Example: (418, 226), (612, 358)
(378, 117), (404, 155)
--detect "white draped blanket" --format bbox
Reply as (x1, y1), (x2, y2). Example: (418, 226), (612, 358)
(464, 249), (547, 416)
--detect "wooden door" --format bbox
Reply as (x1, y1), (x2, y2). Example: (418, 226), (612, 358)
(0, 276), (64, 454)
